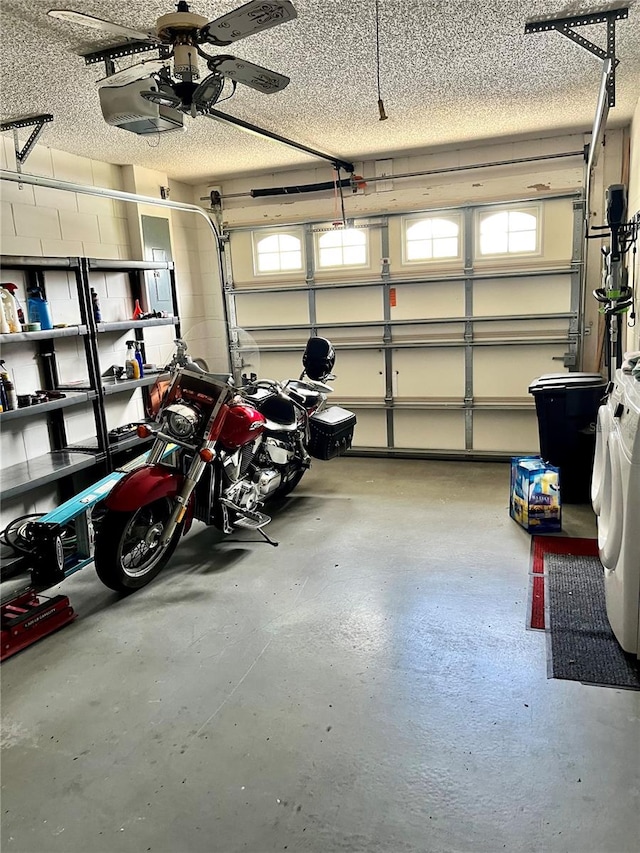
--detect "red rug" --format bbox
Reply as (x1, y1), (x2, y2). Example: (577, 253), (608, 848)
(528, 536), (599, 630)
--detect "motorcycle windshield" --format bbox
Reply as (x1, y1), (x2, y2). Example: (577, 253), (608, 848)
(165, 319), (264, 386)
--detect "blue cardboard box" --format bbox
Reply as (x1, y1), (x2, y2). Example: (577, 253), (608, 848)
(510, 456), (561, 533)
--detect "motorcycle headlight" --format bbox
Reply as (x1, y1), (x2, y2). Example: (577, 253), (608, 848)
(162, 403), (200, 440)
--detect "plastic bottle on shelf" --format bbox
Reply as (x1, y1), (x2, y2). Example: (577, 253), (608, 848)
(91, 288), (102, 323)
(132, 299), (143, 320)
(125, 341), (140, 380)
(0, 372), (8, 411)
(0, 287), (21, 333)
(27, 286), (53, 331)
(134, 342), (144, 378)
(0, 300), (9, 334)
(0, 361), (17, 410)
(2, 283), (25, 326)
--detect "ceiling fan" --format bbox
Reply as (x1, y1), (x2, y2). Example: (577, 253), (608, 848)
(48, 1), (297, 117)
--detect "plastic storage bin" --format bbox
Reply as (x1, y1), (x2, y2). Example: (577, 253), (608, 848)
(528, 372), (607, 503)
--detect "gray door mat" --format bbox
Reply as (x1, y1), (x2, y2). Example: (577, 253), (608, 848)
(545, 553), (640, 690)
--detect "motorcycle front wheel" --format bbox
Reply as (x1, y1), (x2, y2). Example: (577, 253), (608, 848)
(94, 498), (184, 593)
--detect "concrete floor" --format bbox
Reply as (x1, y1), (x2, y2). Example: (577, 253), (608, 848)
(1, 458), (639, 853)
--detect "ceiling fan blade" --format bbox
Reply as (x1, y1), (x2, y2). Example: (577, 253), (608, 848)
(210, 56), (290, 94)
(47, 10), (158, 43)
(192, 74), (225, 110)
(96, 59), (169, 88)
(199, 0), (297, 47)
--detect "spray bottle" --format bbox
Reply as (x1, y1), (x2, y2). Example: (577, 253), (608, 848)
(0, 300), (9, 334)
(125, 341), (140, 380)
(134, 341), (144, 378)
(0, 287), (21, 333)
(2, 283), (25, 328)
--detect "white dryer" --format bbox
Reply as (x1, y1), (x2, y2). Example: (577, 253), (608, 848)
(593, 371), (640, 657)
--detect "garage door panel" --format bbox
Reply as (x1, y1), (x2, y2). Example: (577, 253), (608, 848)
(318, 324), (384, 345)
(394, 348), (465, 398)
(235, 291), (310, 327)
(316, 287), (382, 324)
(389, 282), (465, 321)
(473, 276), (572, 316)
(251, 350), (304, 383)
(474, 345), (566, 399)
(394, 410), (466, 450)
(474, 318), (568, 338)
(473, 411), (539, 453)
(392, 322), (464, 343)
(331, 350), (386, 399)
(350, 409), (387, 447)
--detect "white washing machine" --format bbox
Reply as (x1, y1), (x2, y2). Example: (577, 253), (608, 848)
(592, 371), (640, 657)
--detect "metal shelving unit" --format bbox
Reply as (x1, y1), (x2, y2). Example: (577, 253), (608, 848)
(0, 254), (180, 504)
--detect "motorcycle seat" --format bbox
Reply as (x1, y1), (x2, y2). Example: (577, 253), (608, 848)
(286, 381), (322, 409)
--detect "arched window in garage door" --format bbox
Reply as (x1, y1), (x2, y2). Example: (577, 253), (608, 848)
(403, 216), (461, 262)
(317, 227), (368, 269)
(254, 231), (303, 274)
(477, 208), (540, 256)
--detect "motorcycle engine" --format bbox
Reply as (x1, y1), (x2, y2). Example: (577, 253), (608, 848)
(221, 441), (283, 509)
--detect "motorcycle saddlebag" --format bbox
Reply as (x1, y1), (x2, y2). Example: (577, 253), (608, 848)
(308, 406), (357, 460)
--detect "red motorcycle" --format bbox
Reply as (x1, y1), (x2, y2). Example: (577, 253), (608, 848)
(94, 337), (356, 592)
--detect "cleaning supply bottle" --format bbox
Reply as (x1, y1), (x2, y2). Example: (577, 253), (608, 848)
(125, 341), (140, 380)
(134, 341), (144, 378)
(0, 370), (8, 411)
(0, 287), (21, 333)
(1, 283), (25, 325)
(27, 285), (53, 331)
(0, 361), (17, 410)
(91, 288), (102, 323)
(0, 300), (9, 334)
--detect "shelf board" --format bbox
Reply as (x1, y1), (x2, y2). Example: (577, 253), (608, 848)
(66, 431), (153, 454)
(0, 325), (88, 344)
(102, 374), (165, 395)
(88, 259), (174, 272)
(1, 450), (98, 500)
(0, 254), (79, 270)
(97, 317), (178, 332)
(0, 391), (97, 422)
(110, 433), (154, 452)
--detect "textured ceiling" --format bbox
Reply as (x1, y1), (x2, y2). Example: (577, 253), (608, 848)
(1, 1), (639, 183)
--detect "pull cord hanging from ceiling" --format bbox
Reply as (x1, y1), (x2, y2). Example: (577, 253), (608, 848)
(375, 0), (388, 121)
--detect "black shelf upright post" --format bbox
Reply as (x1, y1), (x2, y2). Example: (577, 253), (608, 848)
(77, 257), (112, 469)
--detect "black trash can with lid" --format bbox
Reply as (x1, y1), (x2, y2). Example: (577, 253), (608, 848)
(528, 372), (607, 504)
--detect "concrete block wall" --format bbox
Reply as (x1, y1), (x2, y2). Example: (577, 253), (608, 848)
(0, 138), (130, 260)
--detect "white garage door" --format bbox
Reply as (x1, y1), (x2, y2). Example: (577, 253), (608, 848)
(224, 193), (582, 458)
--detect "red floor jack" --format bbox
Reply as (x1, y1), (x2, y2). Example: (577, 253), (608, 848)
(1, 591), (75, 662)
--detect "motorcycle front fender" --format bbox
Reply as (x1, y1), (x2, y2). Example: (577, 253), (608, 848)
(104, 465), (184, 513)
